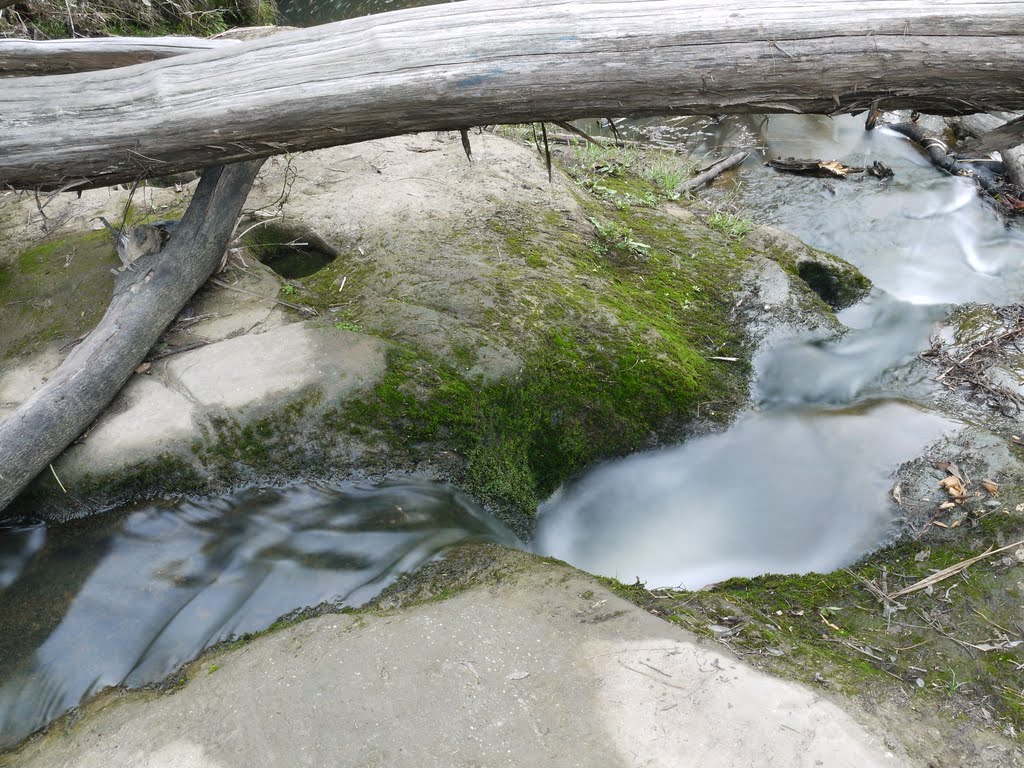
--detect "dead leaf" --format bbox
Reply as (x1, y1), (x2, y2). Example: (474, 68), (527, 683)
(982, 479), (1000, 495)
(134, 362), (151, 375)
(939, 501), (956, 510)
(931, 521), (950, 529)
(891, 483), (903, 505)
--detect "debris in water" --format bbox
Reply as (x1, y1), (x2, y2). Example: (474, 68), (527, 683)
(867, 161), (894, 179)
(767, 157), (865, 178)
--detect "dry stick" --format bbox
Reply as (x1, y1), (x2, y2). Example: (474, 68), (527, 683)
(887, 538), (1024, 600)
(935, 321), (1024, 381)
(675, 150), (749, 193)
(551, 120), (602, 145)
(207, 277), (316, 315)
(543, 133), (690, 154)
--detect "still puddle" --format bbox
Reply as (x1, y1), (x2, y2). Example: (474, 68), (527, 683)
(0, 480), (518, 748)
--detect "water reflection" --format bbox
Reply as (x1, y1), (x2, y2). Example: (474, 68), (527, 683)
(535, 401), (952, 590)
(0, 480), (518, 749)
(277, 0), (453, 25)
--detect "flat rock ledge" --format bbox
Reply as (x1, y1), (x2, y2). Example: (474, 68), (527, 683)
(0, 320), (387, 491)
(5, 549), (908, 768)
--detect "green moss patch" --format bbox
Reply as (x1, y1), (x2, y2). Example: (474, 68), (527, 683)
(0, 231), (120, 362)
(605, 509), (1024, 738)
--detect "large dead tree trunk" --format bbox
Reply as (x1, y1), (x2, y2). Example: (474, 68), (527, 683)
(3, 0), (1024, 190)
(0, 159), (263, 515)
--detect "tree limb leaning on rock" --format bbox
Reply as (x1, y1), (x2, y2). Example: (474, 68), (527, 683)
(947, 113), (1024, 188)
(0, 158), (264, 517)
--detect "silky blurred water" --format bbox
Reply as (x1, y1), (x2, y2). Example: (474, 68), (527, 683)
(4, 2), (1024, 747)
(0, 480), (518, 748)
(535, 113), (1024, 587)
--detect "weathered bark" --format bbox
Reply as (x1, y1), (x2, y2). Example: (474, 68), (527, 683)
(948, 113), (1024, 188)
(0, 36), (235, 77)
(3, 0), (1024, 190)
(0, 159), (264, 515)
(962, 114), (1024, 154)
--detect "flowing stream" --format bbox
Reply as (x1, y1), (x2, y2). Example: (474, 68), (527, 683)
(2, 1), (1023, 751)
(0, 481), (517, 747)
(536, 113), (1024, 585)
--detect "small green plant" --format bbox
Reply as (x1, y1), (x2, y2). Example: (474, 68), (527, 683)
(707, 211), (753, 239)
(589, 217), (651, 259)
(207, 664), (220, 675)
(280, 283), (297, 296)
(934, 669), (971, 696)
(334, 321), (363, 333)
(642, 158), (693, 199)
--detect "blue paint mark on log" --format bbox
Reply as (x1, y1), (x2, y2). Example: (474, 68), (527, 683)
(457, 67), (505, 89)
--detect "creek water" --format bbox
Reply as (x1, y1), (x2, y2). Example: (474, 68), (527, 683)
(3, 2), (1024, 751)
(0, 481), (518, 748)
(536, 113), (1024, 586)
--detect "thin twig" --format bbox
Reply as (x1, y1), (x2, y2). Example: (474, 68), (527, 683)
(888, 538), (1024, 599)
(49, 464), (67, 493)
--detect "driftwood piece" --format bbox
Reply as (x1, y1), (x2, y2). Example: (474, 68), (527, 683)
(677, 151), (749, 192)
(767, 158), (864, 178)
(948, 113), (1024, 188)
(0, 36), (235, 77)
(0, 159), (264, 515)
(3, 0), (1024, 190)
(961, 114), (1024, 154)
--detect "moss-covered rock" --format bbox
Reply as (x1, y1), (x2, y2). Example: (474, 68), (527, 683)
(1, 133), (852, 530)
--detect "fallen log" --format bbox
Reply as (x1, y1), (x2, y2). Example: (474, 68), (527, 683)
(0, 159), (264, 514)
(767, 158), (864, 178)
(0, 36), (235, 77)
(3, 0), (1024, 190)
(960, 114), (1024, 155)
(869, 113), (1023, 213)
(947, 113), (1024, 188)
